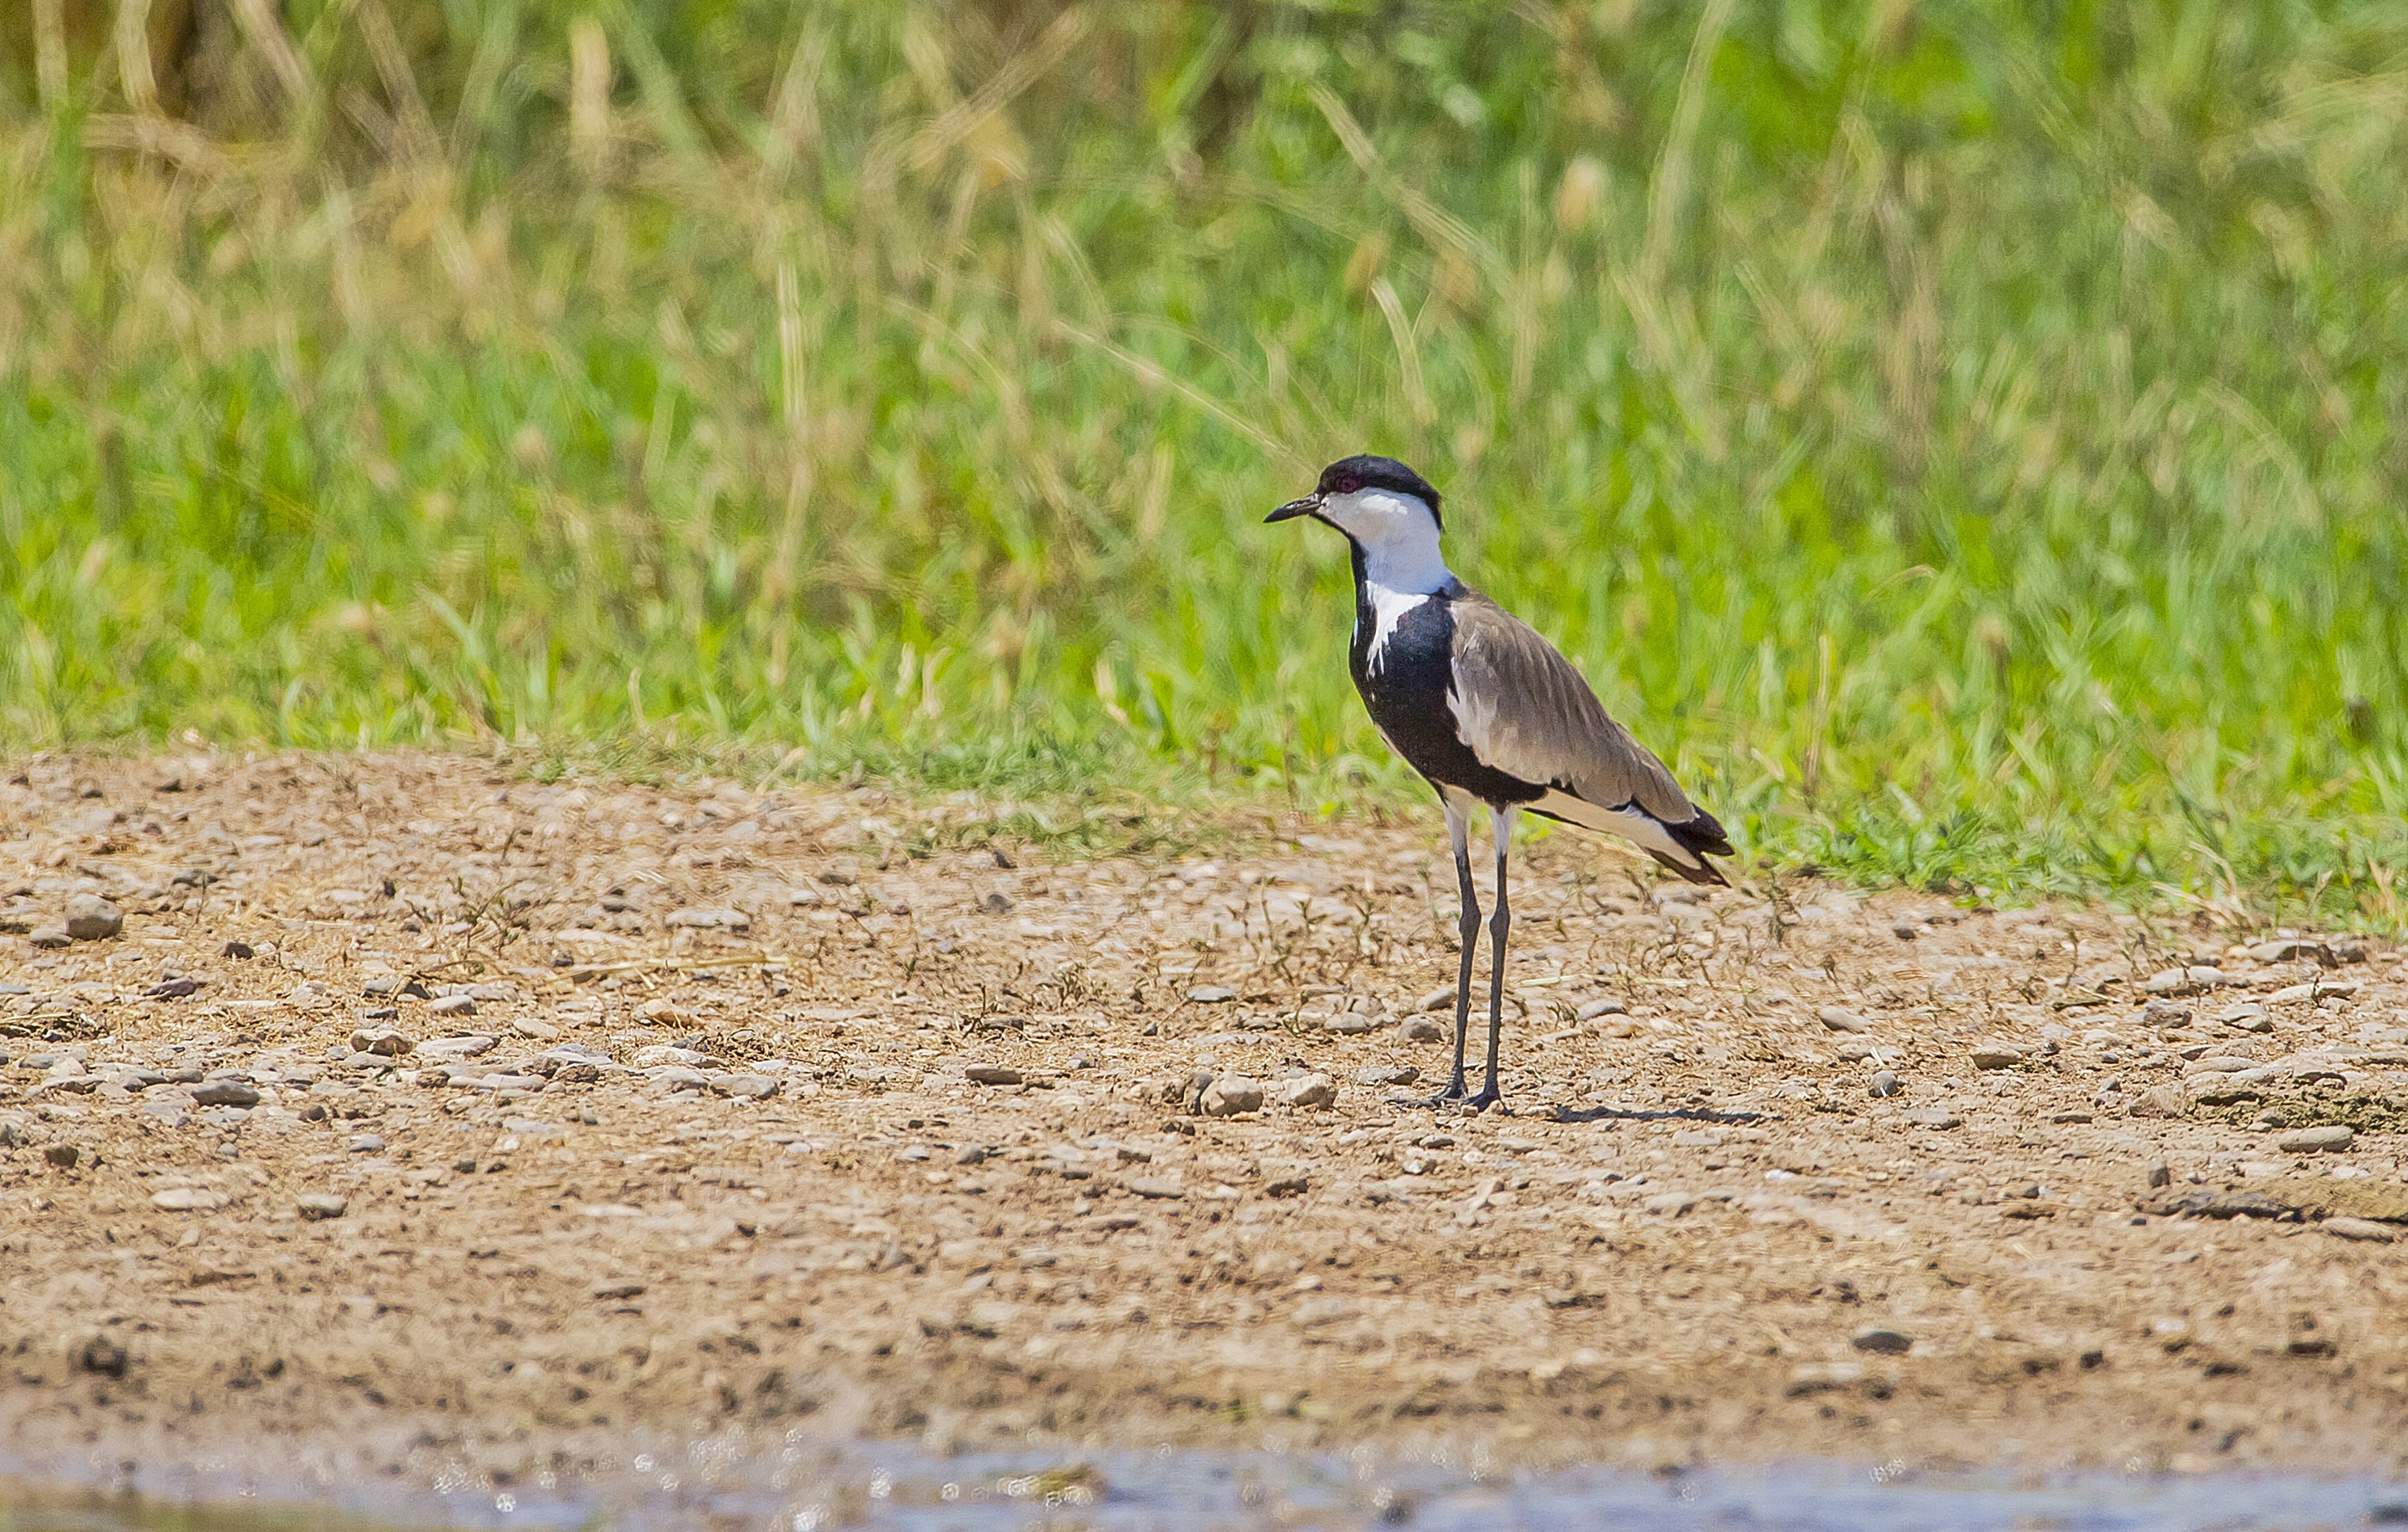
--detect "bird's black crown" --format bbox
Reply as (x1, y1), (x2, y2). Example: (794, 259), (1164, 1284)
(1318, 454), (1443, 527)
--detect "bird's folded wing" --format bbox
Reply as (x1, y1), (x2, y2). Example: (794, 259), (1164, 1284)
(1445, 594), (1700, 824)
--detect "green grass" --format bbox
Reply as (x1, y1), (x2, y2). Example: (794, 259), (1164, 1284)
(3, 2), (2407, 921)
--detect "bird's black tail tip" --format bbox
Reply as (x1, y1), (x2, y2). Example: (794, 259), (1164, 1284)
(1647, 848), (1729, 887)
(1650, 809), (1735, 886)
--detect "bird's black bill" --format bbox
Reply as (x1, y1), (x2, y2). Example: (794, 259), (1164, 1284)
(1265, 495), (1322, 524)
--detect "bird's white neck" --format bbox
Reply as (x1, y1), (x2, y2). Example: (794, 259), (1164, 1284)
(1324, 487), (1453, 595)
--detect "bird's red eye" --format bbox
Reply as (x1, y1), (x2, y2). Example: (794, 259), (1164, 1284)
(1335, 476), (1360, 494)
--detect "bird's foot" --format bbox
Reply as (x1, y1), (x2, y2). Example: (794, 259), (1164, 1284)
(1414, 1077), (1471, 1111)
(1464, 1086), (1506, 1115)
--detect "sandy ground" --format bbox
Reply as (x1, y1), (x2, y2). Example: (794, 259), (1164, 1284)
(3, 749), (2406, 1496)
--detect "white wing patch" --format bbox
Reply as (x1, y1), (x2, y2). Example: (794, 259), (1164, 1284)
(1362, 584), (1432, 674)
(1449, 680), (1503, 762)
(1527, 789), (1704, 868)
(1447, 644), (1564, 788)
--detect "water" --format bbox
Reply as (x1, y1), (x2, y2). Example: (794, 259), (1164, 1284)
(4, 1441), (2401, 1532)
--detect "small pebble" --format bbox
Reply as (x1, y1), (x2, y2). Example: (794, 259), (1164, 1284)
(348, 1133), (385, 1153)
(2131, 1082), (2189, 1118)
(2214, 1003), (2271, 1034)
(513, 1017), (560, 1041)
(1416, 987), (1457, 1013)
(298, 1193), (348, 1221)
(964, 1064), (1023, 1086)
(193, 1080), (260, 1108)
(79, 1338), (128, 1379)
(1198, 1075), (1263, 1117)
(1903, 1106), (1962, 1129)
(42, 1145), (79, 1169)
(1575, 997), (1628, 1022)
(1276, 1073), (1335, 1109)
(2276, 1124), (2355, 1154)
(417, 1035), (497, 1059)
(28, 926), (69, 950)
(1970, 1044), (2027, 1070)
(665, 907), (750, 931)
(709, 1073), (779, 1099)
(1851, 1327), (1914, 1356)
(428, 994), (476, 1018)
(64, 894), (123, 941)
(150, 1187), (224, 1212)
(1867, 1070), (1901, 1098)
(2246, 938), (2324, 963)
(2321, 1217), (2395, 1244)
(2141, 965), (2226, 995)
(1186, 985), (1237, 1005)
(1817, 1006), (1871, 1035)
(2268, 981), (2342, 1005)
(349, 1027), (413, 1057)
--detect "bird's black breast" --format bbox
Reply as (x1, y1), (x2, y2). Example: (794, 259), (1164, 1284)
(1349, 581), (1544, 807)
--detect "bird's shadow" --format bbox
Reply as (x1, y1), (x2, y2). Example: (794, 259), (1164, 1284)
(1546, 1104), (1767, 1126)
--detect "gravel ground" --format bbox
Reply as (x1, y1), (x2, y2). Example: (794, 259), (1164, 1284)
(3, 750), (2406, 1490)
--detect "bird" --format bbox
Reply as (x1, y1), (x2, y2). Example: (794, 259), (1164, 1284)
(1267, 453), (1734, 1112)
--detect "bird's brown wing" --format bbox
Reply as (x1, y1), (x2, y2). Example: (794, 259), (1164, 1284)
(1444, 592), (1699, 821)
(1445, 591), (1732, 883)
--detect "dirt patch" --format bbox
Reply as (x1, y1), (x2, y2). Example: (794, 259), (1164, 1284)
(3, 750), (2407, 1487)
(2202, 1091), (2408, 1135)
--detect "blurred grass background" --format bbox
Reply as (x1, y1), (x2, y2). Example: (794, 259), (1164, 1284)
(1, 0), (2405, 918)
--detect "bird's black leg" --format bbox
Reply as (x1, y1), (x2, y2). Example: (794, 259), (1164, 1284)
(1422, 797), (1477, 1107)
(1466, 805), (1515, 1114)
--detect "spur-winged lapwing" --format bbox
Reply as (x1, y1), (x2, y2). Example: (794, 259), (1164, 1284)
(1268, 454), (1734, 1111)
